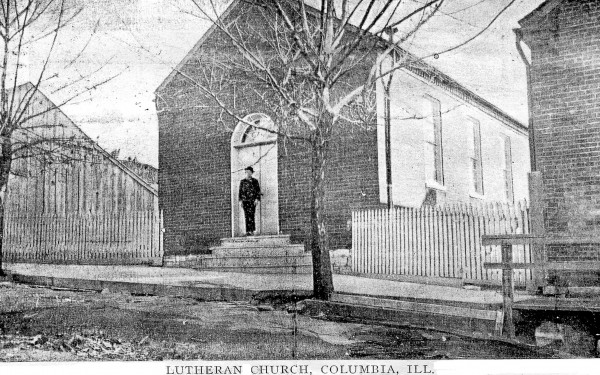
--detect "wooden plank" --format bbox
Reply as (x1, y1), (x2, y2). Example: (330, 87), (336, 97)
(450, 208), (458, 278)
(365, 210), (370, 274)
(357, 211), (366, 272)
(352, 211), (357, 272)
(466, 206), (476, 281)
(458, 206), (467, 281)
(377, 209), (382, 275)
(382, 209), (388, 274)
(439, 207), (446, 278)
(381, 209), (386, 274)
(142, 211), (148, 259)
(102, 212), (108, 261)
(415, 206), (420, 276)
(411, 208), (417, 276)
(483, 234), (600, 246)
(371, 210), (376, 274)
(389, 208), (394, 275)
(360, 210), (365, 273)
(425, 206), (432, 277)
(482, 234), (543, 246)
(528, 172), (545, 291)
(400, 207), (406, 275)
(418, 207), (424, 276)
(501, 243), (515, 339)
(359, 210), (365, 273)
(362, 210), (367, 274)
(484, 262), (538, 270)
(389, 209), (395, 275)
(408, 207), (414, 276)
(395, 208), (401, 275)
(331, 294), (499, 321)
(353, 211), (359, 273)
(387, 209), (392, 275)
(431, 207), (438, 277)
(544, 261), (600, 271)
(357, 211), (362, 273)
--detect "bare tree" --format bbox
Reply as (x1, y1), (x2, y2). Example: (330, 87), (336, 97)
(0, 0), (118, 276)
(159, 0), (517, 299)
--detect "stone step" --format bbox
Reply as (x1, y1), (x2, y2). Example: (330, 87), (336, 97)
(210, 244), (306, 258)
(163, 254), (212, 268)
(197, 254), (312, 269)
(191, 265), (313, 274)
(220, 235), (291, 247)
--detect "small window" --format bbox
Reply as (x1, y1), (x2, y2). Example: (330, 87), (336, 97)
(234, 114), (276, 146)
(470, 119), (484, 195)
(424, 96), (444, 184)
(241, 123), (260, 143)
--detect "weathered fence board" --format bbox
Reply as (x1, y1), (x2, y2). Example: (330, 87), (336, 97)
(352, 202), (531, 286)
(2, 210), (163, 265)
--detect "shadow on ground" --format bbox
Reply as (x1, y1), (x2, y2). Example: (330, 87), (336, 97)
(0, 282), (562, 361)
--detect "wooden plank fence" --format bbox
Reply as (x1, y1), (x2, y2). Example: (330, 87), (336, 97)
(2, 210), (163, 265)
(352, 201), (531, 286)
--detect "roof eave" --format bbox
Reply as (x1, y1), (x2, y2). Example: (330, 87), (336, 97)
(518, 0), (563, 28)
(155, 0), (241, 94)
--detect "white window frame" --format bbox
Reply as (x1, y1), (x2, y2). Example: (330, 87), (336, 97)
(501, 134), (514, 203)
(469, 118), (484, 197)
(423, 95), (444, 188)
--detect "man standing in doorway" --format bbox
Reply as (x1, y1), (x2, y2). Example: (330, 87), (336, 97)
(239, 166), (261, 236)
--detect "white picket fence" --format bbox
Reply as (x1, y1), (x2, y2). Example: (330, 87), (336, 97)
(352, 201), (531, 286)
(3, 210), (163, 265)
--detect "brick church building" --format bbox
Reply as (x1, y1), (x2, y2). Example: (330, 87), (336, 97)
(518, 0), (600, 285)
(156, 0), (530, 256)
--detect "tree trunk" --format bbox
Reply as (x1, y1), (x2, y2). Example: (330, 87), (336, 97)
(0, 130), (12, 277)
(0, 195), (5, 277)
(309, 117), (334, 300)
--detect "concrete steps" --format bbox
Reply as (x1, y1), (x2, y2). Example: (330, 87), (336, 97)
(192, 264), (312, 274)
(209, 244), (306, 257)
(220, 235), (292, 247)
(196, 254), (311, 268)
(166, 235), (313, 274)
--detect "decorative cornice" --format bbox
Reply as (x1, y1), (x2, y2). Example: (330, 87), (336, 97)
(399, 57), (528, 135)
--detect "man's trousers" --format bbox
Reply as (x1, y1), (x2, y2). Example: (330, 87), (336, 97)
(242, 200), (256, 234)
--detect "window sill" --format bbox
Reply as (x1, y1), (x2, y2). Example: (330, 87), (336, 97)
(469, 191), (486, 200)
(425, 180), (447, 192)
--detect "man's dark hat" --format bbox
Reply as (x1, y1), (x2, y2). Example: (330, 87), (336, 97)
(245, 166), (254, 173)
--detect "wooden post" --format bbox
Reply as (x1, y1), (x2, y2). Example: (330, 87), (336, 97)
(501, 243), (515, 339)
(528, 172), (546, 292)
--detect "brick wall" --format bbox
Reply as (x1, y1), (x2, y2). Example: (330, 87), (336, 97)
(157, 4), (383, 255)
(523, 0), (600, 284)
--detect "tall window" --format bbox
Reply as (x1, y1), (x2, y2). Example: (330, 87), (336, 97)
(424, 96), (444, 184)
(470, 119), (484, 195)
(501, 135), (514, 203)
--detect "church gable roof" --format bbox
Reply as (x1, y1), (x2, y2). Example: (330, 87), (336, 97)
(156, 0), (526, 132)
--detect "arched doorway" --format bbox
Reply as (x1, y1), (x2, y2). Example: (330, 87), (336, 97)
(231, 114), (279, 237)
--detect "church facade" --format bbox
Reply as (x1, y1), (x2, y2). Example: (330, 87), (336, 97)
(156, 0), (530, 256)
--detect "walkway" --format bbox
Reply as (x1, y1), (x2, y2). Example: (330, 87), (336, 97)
(4, 263), (532, 306)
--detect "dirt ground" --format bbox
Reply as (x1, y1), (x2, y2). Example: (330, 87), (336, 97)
(0, 281), (558, 361)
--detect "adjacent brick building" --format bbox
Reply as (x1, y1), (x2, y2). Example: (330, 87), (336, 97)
(518, 0), (600, 285)
(156, 0), (530, 256)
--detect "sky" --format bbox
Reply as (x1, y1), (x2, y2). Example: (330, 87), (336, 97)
(21, 0), (546, 168)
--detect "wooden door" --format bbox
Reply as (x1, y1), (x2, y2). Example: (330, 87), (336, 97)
(232, 142), (279, 236)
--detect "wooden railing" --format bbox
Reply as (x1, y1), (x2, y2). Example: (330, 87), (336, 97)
(482, 234), (600, 338)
